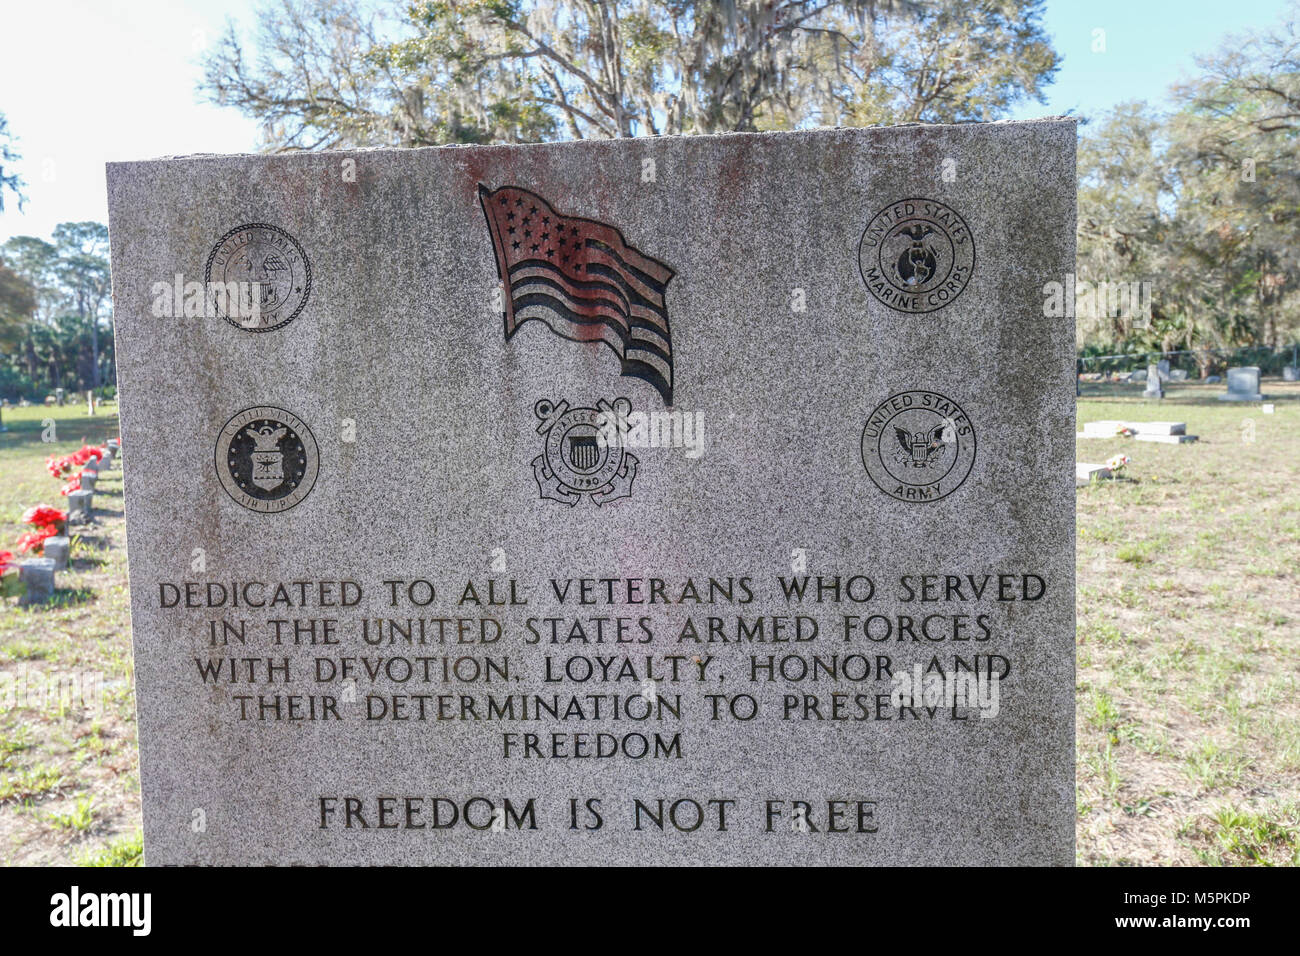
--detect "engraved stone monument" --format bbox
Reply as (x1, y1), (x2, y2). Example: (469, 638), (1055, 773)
(107, 119), (1077, 866)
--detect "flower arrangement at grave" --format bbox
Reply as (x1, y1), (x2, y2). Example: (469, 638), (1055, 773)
(1106, 454), (1130, 475)
(1114, 424), (1135, 437)
(15, 505), (65, 555)
(47, 445), (107, 493)
(46, 454), (75, 478)
(22, 505), (65, 533)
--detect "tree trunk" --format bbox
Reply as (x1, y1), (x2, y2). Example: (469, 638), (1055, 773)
(90, 318), (101, 389)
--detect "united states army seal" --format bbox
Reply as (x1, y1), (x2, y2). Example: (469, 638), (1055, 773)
(204, 223), (311, 332)
(533, 398), (637, 506)
(861, 391), (976, 502)
(858, 199), (974, 313)
(215, 406), (319, 513)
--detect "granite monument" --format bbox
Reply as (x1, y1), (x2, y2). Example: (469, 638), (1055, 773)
(107, 119), (1076, 866)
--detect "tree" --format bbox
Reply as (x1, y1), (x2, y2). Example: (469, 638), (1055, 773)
(52, 223), (112, 390)
(1075, 3), (1300, 366)
(1165, 5), (1300, 352)
(1, 226), (114, 399)
(1, 237), (59, 393)
(200, 0), (1059, 149)
(0, 261), (36, 355)
(0, 112), (25, 212)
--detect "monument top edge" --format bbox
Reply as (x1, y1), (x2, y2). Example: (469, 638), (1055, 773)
(106, 116), (1077, 170)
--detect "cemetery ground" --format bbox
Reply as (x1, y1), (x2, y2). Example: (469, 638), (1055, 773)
(1075, 379), (1300, 864)
(0, 403), (139, 866)
(0, 385), (1297, 866)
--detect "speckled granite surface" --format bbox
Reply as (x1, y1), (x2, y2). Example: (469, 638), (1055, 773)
(107, 119), (1075, 865)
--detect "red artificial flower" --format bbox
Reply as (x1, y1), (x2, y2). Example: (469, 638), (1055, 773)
(22, 505), (65, 528)
(60, 476), (81, 496)
(46, 454), (76, 478)
(16, 523), (59, 554)
(17, 533), (46, 554)
(0, 550), (14, 575)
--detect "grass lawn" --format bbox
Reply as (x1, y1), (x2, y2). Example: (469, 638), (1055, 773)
(0, 402), (139, 866)
(1075, 379), (1300, 864)
(0, 382), (1298, 865)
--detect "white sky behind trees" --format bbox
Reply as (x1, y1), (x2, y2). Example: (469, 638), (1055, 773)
(0, 0), (1293, 244)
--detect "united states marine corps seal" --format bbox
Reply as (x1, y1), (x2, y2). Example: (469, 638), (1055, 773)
(860, 391), (976, 502)
(858, 199), (974, 313)
(215, 406), (319, 513)
(204, 223), (311, 332)
(533, 398), (637, 506)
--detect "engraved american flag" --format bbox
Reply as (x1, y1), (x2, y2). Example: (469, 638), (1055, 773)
(479, 185), (675, 405)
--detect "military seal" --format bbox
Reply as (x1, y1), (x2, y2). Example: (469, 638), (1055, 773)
(860, 390), (976, 502)
(204, 223), (311, 332)
(215, 406), (319, 513)
(533, 397), (637, 506)
(858, 199), (974, 313)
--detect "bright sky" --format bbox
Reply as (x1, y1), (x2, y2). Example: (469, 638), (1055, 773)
(0, 0), (1294, 244)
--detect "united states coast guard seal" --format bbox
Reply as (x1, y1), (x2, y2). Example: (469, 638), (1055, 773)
(533, 398), (637, 506)
(860, 391), (976, 502)
(215, 406), (319, 513)
(858, 199), (974, 313)
(204, 223), (311, 332)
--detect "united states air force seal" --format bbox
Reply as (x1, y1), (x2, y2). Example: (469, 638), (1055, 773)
(204, 223), (311, 332)
(216, 406), (319, 513)
(533, 398), (637, 506)
(861, 391), (976, 502)
(858, 199), (973, 313)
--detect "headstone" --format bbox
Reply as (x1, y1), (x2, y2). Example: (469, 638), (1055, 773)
(1169, 368), (1188, 382)
(87, 390), (95, 416)
(55, 387), (64, 406)
(1078, 420), (1196, 442)
(1143, 364), (1163, 399)
(1129, 369), (1147, 383)
(79, 470), (97, 492)
(1156, 358), (1170, 382)
(1134, 433), (1198, 444)
(1076, 463), (1112, 486)
(107, 119), (1077, 866)
(1080, 420), (1129, 438)
(1283, 366), (1299, 382)
(1262, 403), (1275, 415)
(1218, 366), (1263, 401)
(66, 489), (94, 525)
(1130, 422), (1185, 436)
(1204, 375), (1221, 384)
(18, 558), (56, 605)
(43, 536), (70, 571)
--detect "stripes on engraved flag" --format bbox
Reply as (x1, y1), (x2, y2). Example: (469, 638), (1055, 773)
(479, 184), (676, 405)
